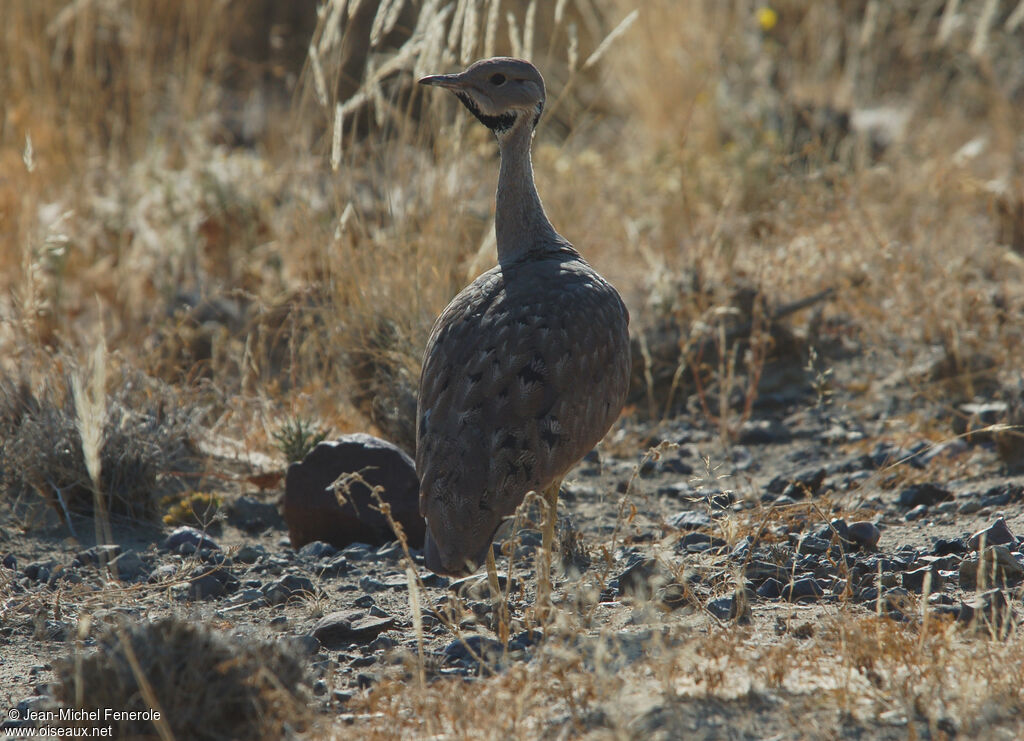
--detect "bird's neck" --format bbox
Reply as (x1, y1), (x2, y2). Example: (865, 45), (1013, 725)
(495, 120), (561, 265)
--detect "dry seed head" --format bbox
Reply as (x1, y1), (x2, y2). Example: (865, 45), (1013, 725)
(567, 22), (579, 72)
(584, 8), (639, 70)
(523, 0), (537, 61)
(318, 0), (348, 53)
(484, 0), (501, 58)
(555, 0), (569, 25)
(506, 11), (522, 58)
(460, 0), (479, 65)
(370, 0), (404, 48)
(308, 43), (328, 107)
(331, 102), (343, 171)
(448, 0), (469, 52)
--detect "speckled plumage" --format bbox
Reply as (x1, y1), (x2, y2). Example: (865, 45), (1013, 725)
(417, 58), (630, 576)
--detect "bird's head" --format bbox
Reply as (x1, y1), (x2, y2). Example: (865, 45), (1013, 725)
(419, 57), (546, 136)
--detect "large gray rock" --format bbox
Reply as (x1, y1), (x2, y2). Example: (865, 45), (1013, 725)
(283, 434), (424, 550)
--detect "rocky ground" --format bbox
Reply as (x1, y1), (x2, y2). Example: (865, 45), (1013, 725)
(2, 348), (1024, 740)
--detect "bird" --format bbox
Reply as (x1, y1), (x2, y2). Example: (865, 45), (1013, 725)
(416, 57), (631, 592)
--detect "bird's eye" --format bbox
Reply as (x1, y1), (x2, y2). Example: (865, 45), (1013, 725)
(489, 73), (506, 86)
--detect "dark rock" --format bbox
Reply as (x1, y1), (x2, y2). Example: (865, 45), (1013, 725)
(756, 578), (783, 599)
(958, 589), (1013, 634)
(147, 564), (178, 584)
(2, 554), (15, 570)
(263, 574), (316, 605)
(107, 550), (149, 582)
(163, 526), (220, 552)
(341, 543), (374, 560)
(298, 541), (338, 560)
(905, 504), (928, 521)
(443, 635), (504, 666)
(357, 576), (389, 593)
(846, 521), (881, 549)
(283, 433), (424, 550)
(73, 545), (121, 568)
(744, 560), (789, 584)
(226, 495), (283, 533)
(738, 418), (791, 445)
(677, 532), (727, 554)
(959, 546), (1024, 588)
(616, 557), (672, 599)
(901, 565), (944, 593)
(235, 545), (267, 564)
(782, 578), (824, 601)
(187, 565), (239, 600)
(24, 560), (57, 583)
(313, 610), (395, 647)
(772, 468), (827, 499)
(655, 583), (691, 610)
(448, 574), (517, 601)
(707, 594), (750, 621)
(898, 483), (952, 508)
(867, 442), (923, 469)
(666, 511), (712, 531)
(967, 517), (1017, 550)
(313, 555), (350, 577)
(932, 537), (968, 556)
(793, 536), (830, 555)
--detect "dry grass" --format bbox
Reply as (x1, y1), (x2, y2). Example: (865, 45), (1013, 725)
(3, 0), (1024, 738)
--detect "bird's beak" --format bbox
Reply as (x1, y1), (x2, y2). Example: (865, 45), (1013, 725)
(418, 73), (463, 90)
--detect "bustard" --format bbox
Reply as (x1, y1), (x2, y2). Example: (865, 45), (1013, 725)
(416, 58), (630, 590)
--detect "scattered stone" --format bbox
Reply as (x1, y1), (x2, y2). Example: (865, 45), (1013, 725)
(312, 610), (395, 647)
(443, 635), (505, 666)
(655, 583), (691, 610)
(73, 545), (121, 568)
(958, 588), (1013, 634)
(901, 565), (944, 594)
(766, 468), (826, 498)
(282, 433), (424, 550)
(846, 521), (881, 550)
(958, 546), (1024, 588)
(448, 574), (516, 601)
(666, 511), (712, 531)
(234, 545), (266, 564)
(263, 574), (316, 605)
(738, 418), (791, 445)
(187, 565), (239, 600)
(298, 541), (338, 560)
(616, 557), (672, 600)
(932, 537), (968, 556)
(677, 532), (727, 554)
(357, 576), (389, 594)
(967, 517), (1017, 550)
(2, 554), (15, 570)
(163, 526), (220, 553)
(756, 578), (783, 599)
(24, 560), (57, 584)
(898, 483), (952, 508)
(782, 578), (824, 602)
(905, 505), (928, 521)
(107, 550), (149, 582)
(225, 495), (283, 533)
(707, 594), (750, 621)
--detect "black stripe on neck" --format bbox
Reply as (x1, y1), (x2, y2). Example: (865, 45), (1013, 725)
(456, 92), (516, 133)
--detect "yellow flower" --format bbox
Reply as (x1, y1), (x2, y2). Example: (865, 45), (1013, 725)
(757, 6), (778, 31)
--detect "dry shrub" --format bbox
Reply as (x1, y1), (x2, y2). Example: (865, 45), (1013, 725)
(56, 616), (311, 740)
(0, 362), (199, 522)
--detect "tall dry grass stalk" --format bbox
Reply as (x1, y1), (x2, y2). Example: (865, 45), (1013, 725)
(71, 329), (110, 545)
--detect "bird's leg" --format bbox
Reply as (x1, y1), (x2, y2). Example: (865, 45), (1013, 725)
(535, 478), (562, 620)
